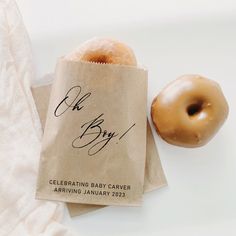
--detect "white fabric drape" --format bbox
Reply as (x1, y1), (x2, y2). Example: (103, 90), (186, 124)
(0, 0), (74, 235)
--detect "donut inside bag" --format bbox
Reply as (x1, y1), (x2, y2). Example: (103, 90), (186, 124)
(65, 37), (137, 66)
(36, 38), (149, 206)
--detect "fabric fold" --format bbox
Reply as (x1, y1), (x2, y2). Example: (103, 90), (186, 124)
(0, 0), (74, 235)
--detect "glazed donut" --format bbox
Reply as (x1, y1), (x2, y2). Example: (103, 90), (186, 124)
(65, 37), (137, 66)
(151, 75), (229, 147)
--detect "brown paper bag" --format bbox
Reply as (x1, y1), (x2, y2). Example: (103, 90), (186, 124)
(32, 82), (167, 216)
(36, 60), (149, 206)
(67, 121), (167, 216)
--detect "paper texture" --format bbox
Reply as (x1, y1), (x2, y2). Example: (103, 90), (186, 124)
(67, 121), (167, 216)
(32, 80), (167, 216)
(36, 59), (148, 206)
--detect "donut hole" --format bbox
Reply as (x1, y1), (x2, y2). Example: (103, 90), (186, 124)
(87, 54), (109, 64)
(187, 101), (203, 117)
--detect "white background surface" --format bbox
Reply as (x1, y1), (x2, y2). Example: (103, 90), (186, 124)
(16, 1), (236, 235)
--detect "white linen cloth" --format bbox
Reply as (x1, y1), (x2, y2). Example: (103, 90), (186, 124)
(0, 0), (74, 235)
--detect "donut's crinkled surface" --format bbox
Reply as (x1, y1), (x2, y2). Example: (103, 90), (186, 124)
(151, 75), (229, 148)
(65, 37), (137, 66)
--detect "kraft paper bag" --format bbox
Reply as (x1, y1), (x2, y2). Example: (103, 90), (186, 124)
(36, 59), (148, 206)
(32, 82), (167, 216)
(67, 121), (167, 216)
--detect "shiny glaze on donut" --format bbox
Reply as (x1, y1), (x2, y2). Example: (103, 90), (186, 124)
(151, 75), (229, 147)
